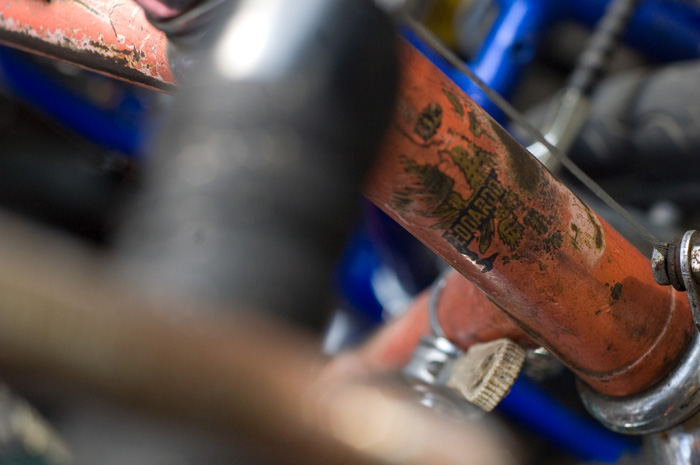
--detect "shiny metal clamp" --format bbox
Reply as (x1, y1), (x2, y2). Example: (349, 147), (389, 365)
(579, 330), (700, 434)
(404, 271), (524, 413)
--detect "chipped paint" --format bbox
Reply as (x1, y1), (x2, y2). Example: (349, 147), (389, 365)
(364, 40), (694, 397)
(0, 0), (175, 90)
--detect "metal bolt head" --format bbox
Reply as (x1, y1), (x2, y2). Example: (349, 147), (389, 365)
(691, 245), (700, 285)
(524, 347), (563, 382)
(651, 247), (670, 286)
(446, 339), (525, 412)
(403, 336), (461, 388)
(667, 236), (687, 292)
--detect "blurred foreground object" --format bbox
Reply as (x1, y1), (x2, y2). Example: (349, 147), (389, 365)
(0, 385), (72, 465)
(114, 0), (398, 329)
(0, 213), (513, 465)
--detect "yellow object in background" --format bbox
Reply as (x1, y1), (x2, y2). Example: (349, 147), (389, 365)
(422, 0), (469, 49)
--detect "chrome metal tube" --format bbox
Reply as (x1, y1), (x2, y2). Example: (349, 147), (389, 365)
(646, 414), (700, 465)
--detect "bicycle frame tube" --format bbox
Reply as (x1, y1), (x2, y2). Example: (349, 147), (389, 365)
(0, 0), (175, 90)
(0, 1), (695, 397)
(364, 40), (693, 397)
(331, 272), (536, 376)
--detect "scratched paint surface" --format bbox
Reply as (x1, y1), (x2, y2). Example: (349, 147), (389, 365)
(0, 0), (174, 89)
(365, 40), (694, 396)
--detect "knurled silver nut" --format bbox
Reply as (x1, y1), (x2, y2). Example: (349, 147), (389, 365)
(446, 338), (526, 412)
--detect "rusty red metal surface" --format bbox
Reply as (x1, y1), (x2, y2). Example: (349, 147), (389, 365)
(0, 2), (693, 397)
(328, 272), (537, 381)
(363, 40), (694, 397)
(0, 0), (175, 90)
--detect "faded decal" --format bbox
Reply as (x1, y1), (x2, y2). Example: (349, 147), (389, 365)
(442, 90), (464, 117)
(393, 108), (560, 272)
(414, 103), (442, 141)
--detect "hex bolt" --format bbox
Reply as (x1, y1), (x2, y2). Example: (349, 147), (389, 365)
(651, 248), (670, 286)
(666, 235), (687, 292)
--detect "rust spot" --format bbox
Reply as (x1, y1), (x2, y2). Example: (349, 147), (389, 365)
(610, 282), (623, 302)
(88, 39), (110, 52)
(0, 0), (175, 90)
(0, 30), (174, 91)
(585, 207), (604, 250)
